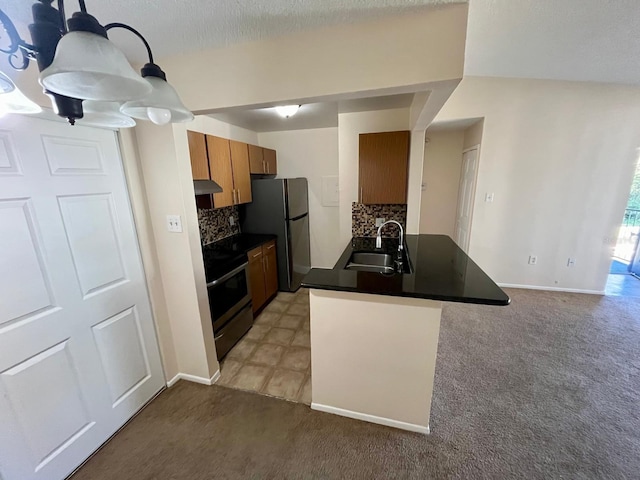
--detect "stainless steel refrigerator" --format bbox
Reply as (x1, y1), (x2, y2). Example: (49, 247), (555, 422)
(241, 178), (311, 292)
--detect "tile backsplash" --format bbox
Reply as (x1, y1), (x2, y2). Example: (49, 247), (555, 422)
(198, 206), (240, 244)
(352, 202), (407, 238)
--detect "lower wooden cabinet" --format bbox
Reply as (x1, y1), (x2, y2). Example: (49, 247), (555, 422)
(264, 241), (278, 299)
(247, 240), (279, 313)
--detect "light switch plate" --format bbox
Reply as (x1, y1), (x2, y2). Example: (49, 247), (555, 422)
(166, 215), (182, 233)
(229, 216), (235, 226)
(375, 218), (385, 227)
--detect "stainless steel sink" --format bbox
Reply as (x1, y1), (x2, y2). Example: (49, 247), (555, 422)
(345, 252), (396, 274)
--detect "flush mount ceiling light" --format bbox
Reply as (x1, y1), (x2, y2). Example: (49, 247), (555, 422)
(0, 1), (193, 126)
(275, 105), (301, 118)
(0, 72), (42, 116)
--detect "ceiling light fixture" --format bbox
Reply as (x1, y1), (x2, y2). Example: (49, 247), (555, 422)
(0, 72), (42, 115)
(0, 1), (193, 126)
(275, 105), (301, 118)
(82, 100), (136, 129)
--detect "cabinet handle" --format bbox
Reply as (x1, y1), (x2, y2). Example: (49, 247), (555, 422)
(237, 188), (241, 203)
(253, 252), (261, 258)
(267, 244), (275, 250)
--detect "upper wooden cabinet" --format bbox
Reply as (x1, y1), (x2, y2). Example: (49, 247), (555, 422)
(187, 131), (210, 180)
(206, 135), (235, 208)
(248, 144), (277, 175)
(188, 131), (253, 209)
(229, 140), (252, 204)
(248, 144), (264, 173)
(358, 131), (410, 204)
(263, 148), (277, 175)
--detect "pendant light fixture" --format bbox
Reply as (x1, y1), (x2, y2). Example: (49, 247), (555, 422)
(0, 72), (42, 115)
(81, 100), (136, 128)
(109, 24), (194, 125)
(0, 74), (15, 94)
(39, 6), (151, 101)
(0, 1), (193, 126)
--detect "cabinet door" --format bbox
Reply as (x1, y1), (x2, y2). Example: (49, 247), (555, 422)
(187, 131), (209, 180)
(263, 241), (278, 298)
(206, 135), (235, 208)
(230, 140), (253, 204)
(263, 148), (277, 175)
(359, 131), (410, 204)
(248, 144), (265, 174)
(247, 246), (266, 313)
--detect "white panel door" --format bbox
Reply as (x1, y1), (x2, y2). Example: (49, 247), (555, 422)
(0, 115), (164, 480)
(454, 148), (479, 253)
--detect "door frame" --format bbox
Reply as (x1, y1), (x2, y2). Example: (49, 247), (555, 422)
(455, 144), (481, 253)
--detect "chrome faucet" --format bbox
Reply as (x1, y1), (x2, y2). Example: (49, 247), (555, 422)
(375, 220), (404, 252)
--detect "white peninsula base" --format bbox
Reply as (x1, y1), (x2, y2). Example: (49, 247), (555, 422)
(309, 289), (442, 434)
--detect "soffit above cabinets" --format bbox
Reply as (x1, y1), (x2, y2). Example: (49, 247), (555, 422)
(208, 93), (415, 133)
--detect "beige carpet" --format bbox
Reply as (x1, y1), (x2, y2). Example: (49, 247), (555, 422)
(72, 289), (640, 479)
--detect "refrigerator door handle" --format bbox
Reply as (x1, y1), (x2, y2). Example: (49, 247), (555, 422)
(289, 212), (308, 222)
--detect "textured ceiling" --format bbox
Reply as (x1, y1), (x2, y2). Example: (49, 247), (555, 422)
(3, 0), (464, 64)
(465, 0), (640, 85)
(210, 93), (415, 132)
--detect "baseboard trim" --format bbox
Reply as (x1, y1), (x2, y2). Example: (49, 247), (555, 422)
(498, 283), (605, 295)
(166, 370), (221, 387)
(311, 402), (430, 435)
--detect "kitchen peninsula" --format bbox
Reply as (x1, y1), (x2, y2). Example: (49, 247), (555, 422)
(302, 234), (510, 434)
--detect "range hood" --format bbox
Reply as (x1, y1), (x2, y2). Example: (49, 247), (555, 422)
(194, 179), (223, 195)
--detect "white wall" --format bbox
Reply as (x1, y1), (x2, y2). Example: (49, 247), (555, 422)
(434, 76), (640, 292)
(337, 108), (411, 246)
(258, 128), (341, 268)
(420, 130), (465, 237)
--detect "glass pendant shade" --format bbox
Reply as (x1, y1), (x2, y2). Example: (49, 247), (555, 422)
(0, 73), (42, 115)
(0, 72), (15, 94)
(82, 100), (136, 128)
(39, 31), (151, 101)
(121, 76), (194, 124)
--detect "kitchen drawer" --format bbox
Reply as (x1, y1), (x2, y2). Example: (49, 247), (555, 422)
(262, 239), (276, 255)
(248, 245), (263, 263)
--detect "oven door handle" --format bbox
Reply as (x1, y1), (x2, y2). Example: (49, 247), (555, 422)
(206, 262), (249, 287)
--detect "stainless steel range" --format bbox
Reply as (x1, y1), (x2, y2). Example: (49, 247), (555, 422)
(202, 246), (253, 360)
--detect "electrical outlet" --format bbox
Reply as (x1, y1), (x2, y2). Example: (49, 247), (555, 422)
(528, 255), (537, 265)
(375, 218), (385, 227)
(166, 215), (182, 233)
(567, 258), (576, 267)
(229, 216), (235, 226)
(485, 192), (495, 203)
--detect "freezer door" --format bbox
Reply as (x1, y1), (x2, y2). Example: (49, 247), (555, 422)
(287, 213), (311, 291)
(286, 178), (309, 220)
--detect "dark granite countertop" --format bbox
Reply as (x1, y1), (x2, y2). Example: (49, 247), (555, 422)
(301, 234), (510, 306)
(202, 233), (276, 283)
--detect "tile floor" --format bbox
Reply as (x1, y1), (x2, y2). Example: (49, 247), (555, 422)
(217, 288), (312, 404)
